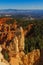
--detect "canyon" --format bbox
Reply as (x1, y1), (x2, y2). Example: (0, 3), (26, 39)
(0, 17), (42, 65)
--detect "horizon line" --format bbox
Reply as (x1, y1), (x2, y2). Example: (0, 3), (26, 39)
(0, 8), (43, 10)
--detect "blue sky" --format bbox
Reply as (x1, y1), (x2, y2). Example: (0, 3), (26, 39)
(0, 0), (43, 9)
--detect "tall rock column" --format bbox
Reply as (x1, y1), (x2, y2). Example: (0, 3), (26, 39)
(13, 36), (19, 53)
(19, 27), (25, 51)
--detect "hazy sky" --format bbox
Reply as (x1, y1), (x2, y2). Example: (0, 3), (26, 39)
(0, 0), (43, 9)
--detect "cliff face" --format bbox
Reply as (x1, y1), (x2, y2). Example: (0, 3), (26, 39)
(0, 45), (9, 65)
(0, 46), (40, 65)
(0, 20), (40, 65)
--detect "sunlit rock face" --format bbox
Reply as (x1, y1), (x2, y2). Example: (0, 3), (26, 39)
(0, 62), (9, 65)
(9, 56), (23, 65)
(9, 51), (24, 65)
(18, 27), (25, 51)
(0, 45), (3, 62)
(22, 49), (40, 65)
(0, 45), (9, 65)
(13, 36), (19, 53)
(9, 49), (40, 65)
(13, 27), (25, 53)
(9, 57), (19, 65)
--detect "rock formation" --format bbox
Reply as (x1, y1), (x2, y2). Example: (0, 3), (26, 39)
(0, 21), (40, 65)
(18, 27), (25, 51)
(0, 45), (9, 65)
(13, 36), (19, 53)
